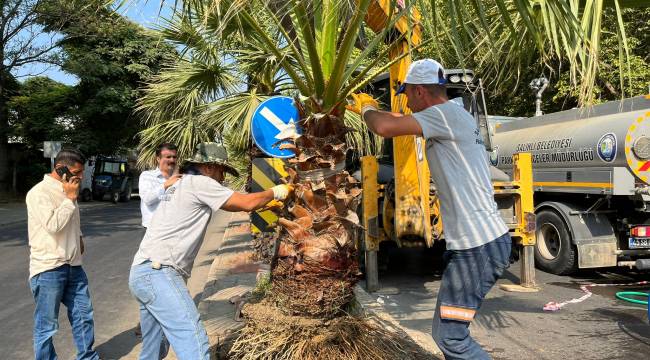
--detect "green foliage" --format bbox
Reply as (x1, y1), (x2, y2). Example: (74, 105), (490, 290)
(553, 7), (650, 104)
(483, 7), (650, 117)
(416, 3), (649, 117)
(8, 77), (75, 148)
(420, 0), (649, 108)
(1, 70), (20, 102)
(15, 160), (50, 194)
(134, 6), (261, 170)
(132, 0), (650, 173)
(36, 0), (177, 156)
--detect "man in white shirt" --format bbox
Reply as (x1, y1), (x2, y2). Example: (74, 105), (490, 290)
(129, 142), (291, 360)
(348, 59), (510, 360)
(26, 148), (100, 360)
(139, 143), (180, 228)
(135, 143), (180, 352)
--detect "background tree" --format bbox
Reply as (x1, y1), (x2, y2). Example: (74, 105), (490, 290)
(5, 77), (70, 192)
(7, 76), (74, 148)
(421, 3), (650, 118)
(0, 0), (63, 193)
(1, 1), (177, 195)
(37, 0), (177, 156)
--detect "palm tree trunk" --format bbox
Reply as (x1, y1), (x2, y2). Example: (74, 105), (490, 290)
(268, 109), (363, 318)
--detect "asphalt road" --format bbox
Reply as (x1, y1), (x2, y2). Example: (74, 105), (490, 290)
(373, 247), (650, 360)
(0, 201), (230, 360)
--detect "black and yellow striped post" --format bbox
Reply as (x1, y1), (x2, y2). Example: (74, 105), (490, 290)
(250, 158), (289, 233)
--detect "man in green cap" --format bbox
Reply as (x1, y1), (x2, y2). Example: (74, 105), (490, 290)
(129, 142), (291, 360)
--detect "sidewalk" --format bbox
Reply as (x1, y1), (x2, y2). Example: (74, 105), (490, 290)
(354, 284), (443, 357)
(198, 212), (263, 358)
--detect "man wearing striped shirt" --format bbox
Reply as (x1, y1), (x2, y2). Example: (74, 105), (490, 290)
(348, 59), (510, 360)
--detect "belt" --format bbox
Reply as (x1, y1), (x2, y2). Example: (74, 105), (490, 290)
(142, 260), (168, 270)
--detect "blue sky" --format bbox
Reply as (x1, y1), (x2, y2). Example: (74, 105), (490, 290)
(12, 1), (171, 85)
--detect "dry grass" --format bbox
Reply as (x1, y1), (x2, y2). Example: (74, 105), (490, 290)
(228, 301), (436, 360)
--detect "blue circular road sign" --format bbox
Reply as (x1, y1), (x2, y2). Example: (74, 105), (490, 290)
(251, 96), (301, 158)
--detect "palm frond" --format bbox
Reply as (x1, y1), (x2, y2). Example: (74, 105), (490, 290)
(201, 90), (270, 151)
(137, 56), (240, 125)
(343, 109), (383, 158)
(422, 0), (636, 105)
(223, 132), (250, 191)
(136, 116), (214, 169)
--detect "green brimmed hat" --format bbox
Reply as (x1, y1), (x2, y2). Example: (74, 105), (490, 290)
(185, 142), (239, 176)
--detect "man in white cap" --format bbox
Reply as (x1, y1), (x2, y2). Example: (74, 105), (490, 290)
(129, 142), (292, 360)
(348, 59), (510, 360)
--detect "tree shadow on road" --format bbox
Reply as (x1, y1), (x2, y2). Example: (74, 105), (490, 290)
(95, 326), (140, 360)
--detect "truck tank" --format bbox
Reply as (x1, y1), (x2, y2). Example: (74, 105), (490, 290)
(491, 95), (650, 275)
(492, 95), (650, 191)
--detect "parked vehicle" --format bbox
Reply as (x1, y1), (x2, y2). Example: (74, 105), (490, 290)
(492, 95), (650, 274)
(92, 156), (139, 203)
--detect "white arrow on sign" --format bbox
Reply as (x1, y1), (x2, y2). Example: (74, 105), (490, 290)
(260, 106), (299, 140)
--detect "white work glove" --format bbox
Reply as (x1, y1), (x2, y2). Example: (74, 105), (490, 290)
(271, 184), (293, 201)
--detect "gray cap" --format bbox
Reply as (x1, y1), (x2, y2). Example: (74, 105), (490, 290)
(185, 142), (239, 176)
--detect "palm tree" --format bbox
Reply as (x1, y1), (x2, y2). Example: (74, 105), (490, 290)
(134, 2), (384, 189)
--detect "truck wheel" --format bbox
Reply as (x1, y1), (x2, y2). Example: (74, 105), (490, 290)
(534, 210), (578, 275)
(111, 191), (120, 204)
(120, 184), (132, 202)
(81, 189), (92, 202)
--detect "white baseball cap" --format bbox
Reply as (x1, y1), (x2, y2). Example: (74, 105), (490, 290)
(395, 59), (446, 95)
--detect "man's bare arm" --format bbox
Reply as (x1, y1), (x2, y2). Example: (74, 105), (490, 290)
(363, 110), (423, 138)
(221, 190), (275, 212)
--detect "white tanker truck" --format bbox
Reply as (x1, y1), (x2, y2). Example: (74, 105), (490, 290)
(492, 95), (650, 274)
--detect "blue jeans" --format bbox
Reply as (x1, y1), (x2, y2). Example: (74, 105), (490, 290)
(29, 265), (99, 360)
(432, 233), (511, 360)
(129, 262), (209, 360)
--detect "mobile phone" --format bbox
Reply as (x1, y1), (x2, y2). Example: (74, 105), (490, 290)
(55, 166), (75, 181)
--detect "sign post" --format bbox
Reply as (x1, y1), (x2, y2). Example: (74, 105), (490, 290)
(43, 141), (62, 171)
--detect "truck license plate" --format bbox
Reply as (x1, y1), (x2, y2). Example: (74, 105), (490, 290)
(629, 237), (650, 249)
